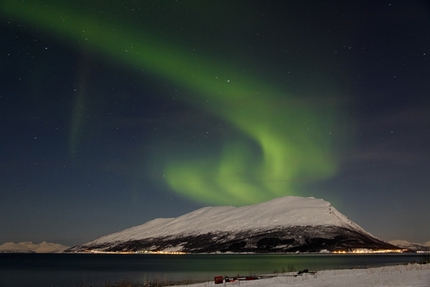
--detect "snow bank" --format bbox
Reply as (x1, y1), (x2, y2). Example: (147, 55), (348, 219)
(177, 263), (430, 287)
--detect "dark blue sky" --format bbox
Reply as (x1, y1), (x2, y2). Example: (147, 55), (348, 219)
(1, 0), (429, 246)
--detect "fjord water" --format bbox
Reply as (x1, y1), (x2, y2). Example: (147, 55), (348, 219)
(0, 253), (422, 287)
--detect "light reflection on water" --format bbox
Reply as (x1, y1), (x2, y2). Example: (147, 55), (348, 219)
(0, 253), (423, 287)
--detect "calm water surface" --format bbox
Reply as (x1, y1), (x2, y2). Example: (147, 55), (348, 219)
(0, 253), (423, 287)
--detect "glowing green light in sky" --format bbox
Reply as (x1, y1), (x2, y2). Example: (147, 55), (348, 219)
(1, 1), (340, 205)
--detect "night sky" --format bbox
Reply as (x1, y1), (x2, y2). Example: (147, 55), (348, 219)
(1, 0), (429, 247)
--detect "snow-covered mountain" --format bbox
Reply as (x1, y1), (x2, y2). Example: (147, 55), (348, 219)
(0, 241), (69, 253)
(389, 240), (430, 252)
(67, 196), (397, 253)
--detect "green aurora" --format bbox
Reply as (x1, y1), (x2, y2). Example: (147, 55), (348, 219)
(1, 1), (342, 205)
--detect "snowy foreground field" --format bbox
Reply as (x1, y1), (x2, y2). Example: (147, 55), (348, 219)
(176, 263), (430, 287)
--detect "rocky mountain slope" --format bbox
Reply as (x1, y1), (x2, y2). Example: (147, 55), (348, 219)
(67, 196), (398, 253)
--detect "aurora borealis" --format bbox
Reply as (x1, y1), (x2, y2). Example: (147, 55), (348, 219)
(1, 1), (430, 245)
(1, 0), (340, 204)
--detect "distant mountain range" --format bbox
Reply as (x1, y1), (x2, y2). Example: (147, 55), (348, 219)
(0, 241), (69, 253)
(67, 196), (400, 253)
(388, 240), (430, 252)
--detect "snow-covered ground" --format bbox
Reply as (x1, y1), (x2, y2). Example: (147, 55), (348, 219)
(176, 263), (430, 287)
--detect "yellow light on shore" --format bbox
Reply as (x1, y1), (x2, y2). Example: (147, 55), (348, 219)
(332, 249), (405, 254)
